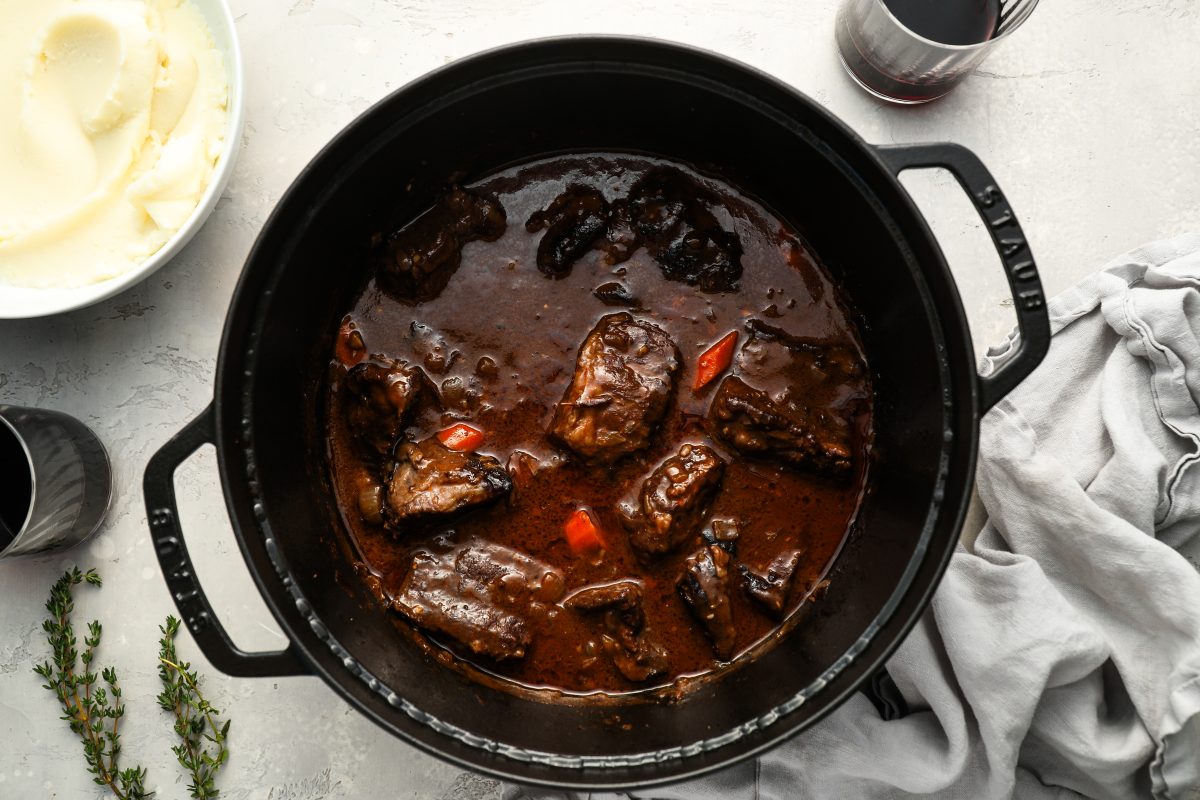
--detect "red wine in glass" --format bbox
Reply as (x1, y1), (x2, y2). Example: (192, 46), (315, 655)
(837, 0), (1011, 103)
(886, 0), (1000, 46)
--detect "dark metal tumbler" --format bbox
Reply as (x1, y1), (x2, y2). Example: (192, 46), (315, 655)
(0, 405), (112, 558)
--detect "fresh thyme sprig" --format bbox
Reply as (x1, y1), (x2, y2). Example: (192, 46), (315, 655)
(157, 616), (231, 799)
(35, 570), (234, 799)
(33, 567), (152, 800)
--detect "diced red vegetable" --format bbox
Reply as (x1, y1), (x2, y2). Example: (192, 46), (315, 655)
(437, 423), (485, 451)
(694, 331), (738, 389)
(564, 508), (605, 553)
(335, 317), (367, 367)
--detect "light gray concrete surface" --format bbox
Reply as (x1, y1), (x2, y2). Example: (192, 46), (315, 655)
(1, 0), (1198, 797)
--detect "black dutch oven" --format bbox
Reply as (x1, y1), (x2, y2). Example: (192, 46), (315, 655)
(143, 37), (1050, 790)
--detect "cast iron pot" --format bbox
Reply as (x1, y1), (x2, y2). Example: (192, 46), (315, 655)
(144, 37), (1050, 789)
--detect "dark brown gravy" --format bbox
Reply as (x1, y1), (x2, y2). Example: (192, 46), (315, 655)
(324, 153), (873, 696)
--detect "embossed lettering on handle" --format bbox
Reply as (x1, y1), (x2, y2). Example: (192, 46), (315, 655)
(142, 405), (307, 678)
(875, 143), (1051, 412)
(152, 526), (212, 633)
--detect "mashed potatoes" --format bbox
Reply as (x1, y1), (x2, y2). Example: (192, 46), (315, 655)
(0, 0), (227, 288)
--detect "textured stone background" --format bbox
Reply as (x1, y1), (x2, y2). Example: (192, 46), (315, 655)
(1, 0), (1198, 797)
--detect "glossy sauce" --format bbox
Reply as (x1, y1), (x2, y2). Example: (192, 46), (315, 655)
(325, 154), (873, 695)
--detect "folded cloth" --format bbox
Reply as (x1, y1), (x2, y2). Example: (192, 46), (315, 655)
(505, 233), (1200, 800)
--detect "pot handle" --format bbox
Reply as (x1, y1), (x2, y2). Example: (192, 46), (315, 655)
(143, 404), (308, 677)
(875, 143), (1050, 411)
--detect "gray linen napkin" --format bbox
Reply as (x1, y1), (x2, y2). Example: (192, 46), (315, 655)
(505, 233), (1200, 800)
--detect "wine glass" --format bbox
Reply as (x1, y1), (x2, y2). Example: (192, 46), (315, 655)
(836, 0), (1040, 104)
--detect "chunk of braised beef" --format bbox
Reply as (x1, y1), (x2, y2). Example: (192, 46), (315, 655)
(550, 313), (680, 463)
(678, 544), (737, 660)
(608, 631), (669, 683)
(391, 539), (561, 661)
(655, 223), (743, 293)
(743, 318), (831, 352)
(618, 169), (744, 293)
(454, 541), (564, 603)
(344, 360), (425, 455)
(376, 186), (506, 301)
(525, 186), (610, 277)
(564, 580), (643, 619)
(395, 552), (529, 660)
(627, 444), (726, 555)
(701, 517), (740, 555)
(384, 438), (512, 526)
(514, 170), (743, 290)
(592, 281), (638, 307)
(741, 549), (805, 616)
(708, 376), (853, 479)
(564, 581), (668, 682)
(740, 319), (867, 389)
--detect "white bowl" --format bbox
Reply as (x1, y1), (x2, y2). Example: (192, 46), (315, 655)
(0, 0), (245, 320)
